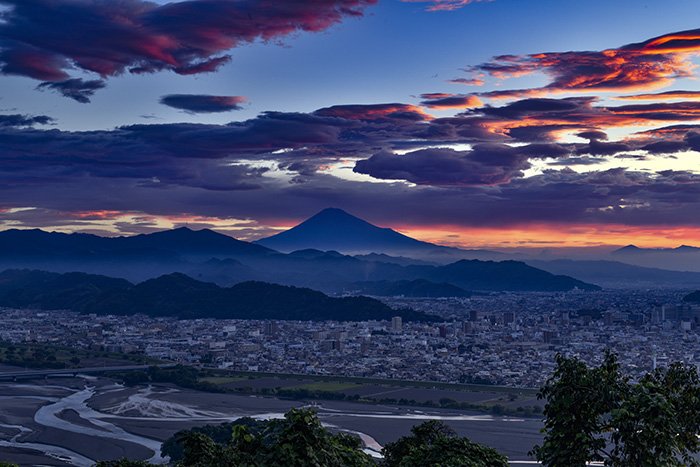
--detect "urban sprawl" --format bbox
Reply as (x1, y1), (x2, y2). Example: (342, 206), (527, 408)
(2, 289), (699, 388)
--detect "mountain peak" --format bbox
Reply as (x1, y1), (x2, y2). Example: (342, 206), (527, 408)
(255, 207), (431, 254)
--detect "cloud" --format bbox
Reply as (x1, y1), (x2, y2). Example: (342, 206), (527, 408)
(617, 90), (700, 101)
(0, 93), (699, 235)
(35, 78), (106, 103)
(0, 0), (376, 100)
(160, 94), (247, 113)
(314, 103), (432, 121)
(401, 0), (485, 11)
(420, 93), (482, 109)
(448, 77), (485, 86)
(354, 145), (535, 186)
(468, 28), (700, 98)
(0, 113), (53, 127)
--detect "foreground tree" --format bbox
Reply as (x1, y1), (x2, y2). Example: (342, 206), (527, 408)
(175, 408), (374, 467)
(532, 352), (700, 467)
(382, 420), (508, 467)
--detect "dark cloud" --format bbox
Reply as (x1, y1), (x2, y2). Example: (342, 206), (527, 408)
(314, 103), (431, 121)
(419, 93), (482, 109)
(160, 94), (247, 113)
(0, 94), (699, 233)
(0, 0), (376, 99)
(0, 113), (53, 127)
(354, 145), (532, 186)
(577, 130), (608, 141)
(36, 78), (106, 103)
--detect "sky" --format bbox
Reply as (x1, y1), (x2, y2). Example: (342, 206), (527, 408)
(1, 0), (700, 249)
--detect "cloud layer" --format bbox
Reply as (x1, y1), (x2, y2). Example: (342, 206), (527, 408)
(0, 0), (376, 101)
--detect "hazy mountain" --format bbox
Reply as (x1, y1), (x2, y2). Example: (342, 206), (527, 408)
(610, 244), (700, 272)
(419, 260), (601, 292)
(0, 227), (275, 281)
(527, 259), (700, 289)
(353, 253), (438, 267)
(0, 225), (601, 292)
(350, 279), (470, 298)
(0, 270), (436, 322)
(255, 208), (502, 262)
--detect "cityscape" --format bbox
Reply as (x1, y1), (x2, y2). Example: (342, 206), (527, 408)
(2, 288), (698, 388)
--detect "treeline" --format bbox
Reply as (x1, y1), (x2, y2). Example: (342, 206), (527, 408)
(0, 341), (147, 370)
(96, 409), (508, 467)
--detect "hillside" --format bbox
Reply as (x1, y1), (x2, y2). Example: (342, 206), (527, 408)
(421, 260), (601, 292)
(351, 279), (470, 297)
(0, 270), (436, 322)
(527, 259), (700, 289)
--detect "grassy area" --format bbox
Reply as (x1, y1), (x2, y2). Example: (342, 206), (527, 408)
(188, 368), (542, 417)
(205, 369), (538, 396)
(198, 376), (248, 385)
(292, 381), (362, 392)
(0, 341), (159, 370)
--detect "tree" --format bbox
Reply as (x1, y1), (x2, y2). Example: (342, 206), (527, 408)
(173, 408), (375, 467)
(382, 420), (508, 467)
(532, 352), (700, 467)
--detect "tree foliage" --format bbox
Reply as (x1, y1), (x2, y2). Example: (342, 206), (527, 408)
(171, 408), (374, 467)
(532, 352), (700, 467)
(382, 420), (508, 467)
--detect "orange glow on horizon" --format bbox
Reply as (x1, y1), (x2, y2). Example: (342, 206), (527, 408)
(393, 224), (700, 249)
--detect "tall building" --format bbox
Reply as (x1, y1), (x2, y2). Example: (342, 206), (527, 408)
(391, 316), (402, 332)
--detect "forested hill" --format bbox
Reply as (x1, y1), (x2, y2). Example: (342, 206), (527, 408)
(0, 269), (436, 322)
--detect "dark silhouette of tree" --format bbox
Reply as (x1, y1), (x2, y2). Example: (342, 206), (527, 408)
(532, 352), (700, 467)
(382, 420), (508, 467)
(173, 408), (374, 467)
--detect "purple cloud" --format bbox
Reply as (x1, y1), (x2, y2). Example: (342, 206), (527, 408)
(160, 94), (247, 113)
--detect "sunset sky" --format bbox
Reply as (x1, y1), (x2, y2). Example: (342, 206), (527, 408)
(1, 0), (700, 248)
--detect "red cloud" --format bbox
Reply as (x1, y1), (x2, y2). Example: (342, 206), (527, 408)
(469, 28), (700, 99)
(0, 0), (377, 101)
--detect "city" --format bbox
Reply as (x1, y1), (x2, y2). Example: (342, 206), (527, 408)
(1, 289), (697, 388)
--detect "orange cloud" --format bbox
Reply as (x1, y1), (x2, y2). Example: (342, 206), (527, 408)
(420, 93), (483, 109)
(617, 90), (700, 101)
(468, 28), (700, 101)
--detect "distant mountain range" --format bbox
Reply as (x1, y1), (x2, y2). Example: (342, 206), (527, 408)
(256, 208), (502, 262)
(611, 245), (700, 272)
(0, 214), (602, 293)
(0, 269), (437, 322)
(526, 259), (700, 289)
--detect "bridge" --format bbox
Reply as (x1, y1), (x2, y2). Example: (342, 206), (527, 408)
(0, 363), (176, 381)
